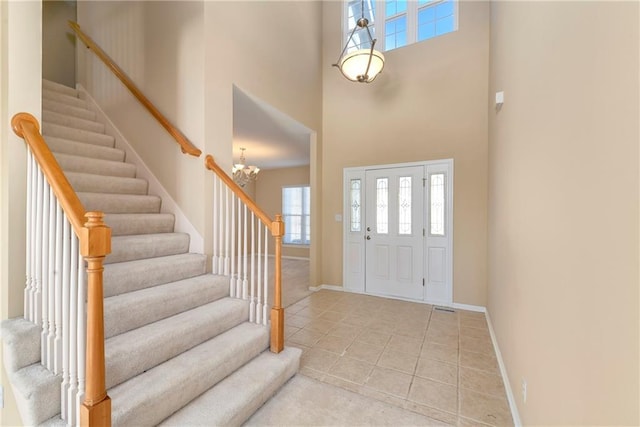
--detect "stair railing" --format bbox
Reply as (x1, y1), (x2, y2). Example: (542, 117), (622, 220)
(68, 21), (201, 158)
(205, 156), (285, 353)
(12, 113), (111, 427)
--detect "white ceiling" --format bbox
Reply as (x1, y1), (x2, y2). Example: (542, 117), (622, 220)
(232, 86), (311, 170)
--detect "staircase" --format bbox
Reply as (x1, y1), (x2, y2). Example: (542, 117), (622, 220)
(2, 79), (300, 426)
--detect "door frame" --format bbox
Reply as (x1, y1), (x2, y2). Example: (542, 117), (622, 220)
(342, 159), (454, 305)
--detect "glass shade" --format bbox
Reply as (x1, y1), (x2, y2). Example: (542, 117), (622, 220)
(339, 48), (385, 83)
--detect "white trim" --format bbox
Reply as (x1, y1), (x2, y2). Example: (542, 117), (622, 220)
(486, 310), (522, 427)
(308, 284), (345, 292)
(77, 85), (204, 254)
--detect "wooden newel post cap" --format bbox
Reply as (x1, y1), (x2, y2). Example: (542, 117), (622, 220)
(80, 211), (112, 257)
(272, 215), (285, 237)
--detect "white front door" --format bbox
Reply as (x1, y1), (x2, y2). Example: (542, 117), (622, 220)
(364, 166), (424, 300)
(343, 160), (453, 305)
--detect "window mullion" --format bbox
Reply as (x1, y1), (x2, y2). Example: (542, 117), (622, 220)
(407, 1), (417, 45)
(376, 0), (385, 51)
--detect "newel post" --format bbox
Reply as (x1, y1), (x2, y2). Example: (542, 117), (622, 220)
(270, 214), (285, 353)
(79, 212), (111, 427)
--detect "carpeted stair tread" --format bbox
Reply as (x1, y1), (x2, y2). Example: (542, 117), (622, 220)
(45, 136), (125, 162)
(42, 99), (95, 121)
(43, 79), (78, 97)
(159, 347), (301, 427)
(104, 213), (175, 236)
(109, 322), (269, 427)
(107, 232), (189, 264)
(77, 192), (161, 214)
(104, 274), (229, 338)
(0, 318), (41, 372)
(105, 297), (249, 389)
(68, 172), (147, 196)
(42, 89), (87, 109)
(54, 153), (136, 178)
(103, 253), (206, 297)
(10, 363), (61, 426)
(43, 110), (105, 133)
(43, 122), (114, 147)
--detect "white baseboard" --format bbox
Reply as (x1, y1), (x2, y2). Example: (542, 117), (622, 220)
(77, 85), (204, 254)
(451, 302), (486, 313)
(309, 284), (344, 292)
(486, 310), (522, 427)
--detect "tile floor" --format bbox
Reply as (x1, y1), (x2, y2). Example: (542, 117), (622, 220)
(285, 290), (513, 427)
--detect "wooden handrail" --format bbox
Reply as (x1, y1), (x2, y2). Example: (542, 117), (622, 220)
(205, 154), (285, 353)
(68, 21), (202, 158)
(13, 112), (112, 426)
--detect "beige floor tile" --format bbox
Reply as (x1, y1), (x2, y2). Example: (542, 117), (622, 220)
(288, 328), (325, 347)
(365, 366), (413, 398)
(341, 313), (374, 327)
(431, 309), (459, 324)
(459, 367), (506, 398)
(408, 376), (458, 414)
(328, 323), (362, 340)
(314, 334), (355, 354)
(421, 341), (459, 364)
(460, 316), (488, 330)
(459, 350), (499, 374)
(458, 309), (486, 320)
(393, 325), (428, 340)
(328, 356), (374, 385)
(286, 313), (311, 329)
(368, 319), (397, 334)
(285, 324), (301, 338)
(300, 348), (340, 373)
(403, 401), (458, 426)
(321, 373), (363, 394)
(344, 340), (384, 364)
(388, 335), (423, 356)
(460, 325), (491, 339)
(425, 329), (459, 348)
(429, 319), (459, 335)
(304, 318), (337, 334)
(357, 330), (392, 347)
(458, 415), (494, 427)
(415, 358), (458, 385)
(318, 309), (348, 323)
(459, 388), (513, 426)
(460, 334), (494, 356)
(295, 306), (326, 319)
(377, 348), (418, 374)
(285, 301), (307, 314)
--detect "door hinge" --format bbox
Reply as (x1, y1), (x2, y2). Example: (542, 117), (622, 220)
(423, 178), (427, 187)
(423, 228), (425, 237)
(422, 278), (425, 287)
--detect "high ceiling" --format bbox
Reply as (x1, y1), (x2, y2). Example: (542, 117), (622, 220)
(232, 86), (311, 171)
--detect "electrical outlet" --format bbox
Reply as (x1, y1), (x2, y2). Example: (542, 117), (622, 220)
(521, 378), (527, 404)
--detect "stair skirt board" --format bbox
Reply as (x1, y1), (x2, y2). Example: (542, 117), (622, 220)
(0, 79), (300, 426)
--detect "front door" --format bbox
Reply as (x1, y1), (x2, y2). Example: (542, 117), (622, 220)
(364, 166), (424, 300)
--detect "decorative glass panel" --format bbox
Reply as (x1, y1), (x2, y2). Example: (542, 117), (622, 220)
(386, 0), (407, 17)
(429, 173), (445, 236)
(418, 0), (455, 42)
(398, 176), (412, 235)
(350, 179), (361, 232)
(376, 178), (389, 234)
(385, 16), (407, 50)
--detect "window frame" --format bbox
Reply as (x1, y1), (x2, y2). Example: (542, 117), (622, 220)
(282, 185), (311, 247)
(342, 0), (458, 53)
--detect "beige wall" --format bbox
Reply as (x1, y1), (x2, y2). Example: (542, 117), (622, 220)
(321, 1), (490, 305)
(77, 1), (207, 238)
(488, 2), (639, 425)
(43, 0), (76, 87)
(1, 1), (42, 424)
(256, 166), (311, 258)
(203, 1), (322, 277)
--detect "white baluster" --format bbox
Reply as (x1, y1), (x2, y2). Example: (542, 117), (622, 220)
(54, 199), (63, 374)
(32, 162), (45, 326)
(263, 227), (269, 326)
(218, 180), (224, 275)
(229, 193), (236, 294)
(67, 233), (79, 426)
(256, 219), (262, 325)
(241, 204), (248, 300)
(76, 252), (86, 427)
(30, 155), (39, 324)
(212, 177), (219, 275)
(47, 186), (58, 370)
(61, 216), (71, 420)
(224, 187), (230, 276)
(248, 208), (254, 322)
(241, 206), (248, 300)
(25, 151), (33, 321)
(40, 173), (49, 366)
(237, 198), (243, 300)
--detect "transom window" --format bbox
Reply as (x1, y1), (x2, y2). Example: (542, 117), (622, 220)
(343, 0), (457, 52)
(282, 186), (311, 245)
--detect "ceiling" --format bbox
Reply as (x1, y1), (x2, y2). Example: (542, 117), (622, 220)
(232, 86), (312, 171)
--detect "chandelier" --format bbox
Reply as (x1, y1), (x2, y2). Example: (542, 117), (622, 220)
(232, 147), (260, 187)
(333, 0), (385, 83)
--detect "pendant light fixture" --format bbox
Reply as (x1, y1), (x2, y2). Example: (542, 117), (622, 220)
(333, 0), (385, 83)
(232, 147), (260, 187)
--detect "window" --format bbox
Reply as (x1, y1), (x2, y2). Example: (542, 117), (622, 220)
(282, 186), (310, 245)
(343, 0), (457, 52)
